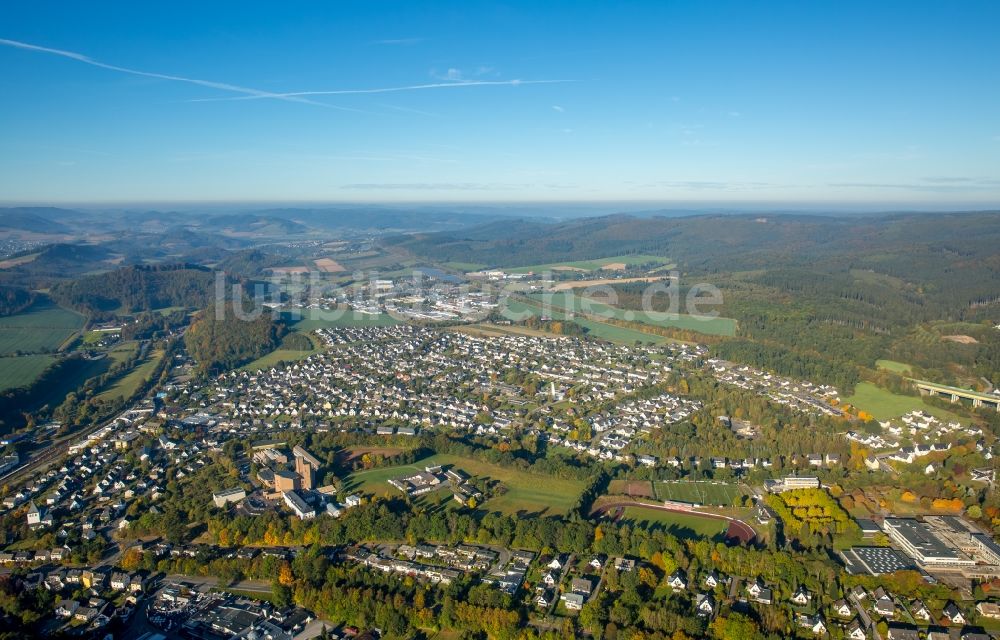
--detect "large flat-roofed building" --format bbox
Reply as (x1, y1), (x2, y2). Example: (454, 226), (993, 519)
(842, 546), (916, 575)
(767, 476), (821, 493)
(882, 518), (974, 566)
(283, 490), (316, 520)
(972, 533), (1000, 566)
(212, 487), (247, 508)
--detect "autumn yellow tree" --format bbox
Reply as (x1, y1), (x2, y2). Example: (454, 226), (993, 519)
(278, 563), (295, 586)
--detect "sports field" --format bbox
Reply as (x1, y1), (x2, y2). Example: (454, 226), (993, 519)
(507, 255), (671, 274)
(656, 481), (748, 506)
(345, 453), (586, 516)
(0, 304), (85, 355)
(0, 354), (56, 391)
(608, 479), (655, 498)
(289, 308), (400, 330)
(619, 506), (729, 539)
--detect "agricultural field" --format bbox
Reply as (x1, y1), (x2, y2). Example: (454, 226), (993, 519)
(344, 453), (586, 516)
(843, 381), (965, 423)
(0, 303), (85, 355)
(618, 506), (730, 539)
(876, 359), (912, 374)
(506, 254), (671, 274)
(524, 291), (737, 336)
(0, 354), (56, 391)
(452, 323), (561, 339)
(32, 356), (113, 410)
(96, 348), (164, 402)
(574, 319), (672, 345)
(443, 261), (488, 272)
(501, 298), (671, 345)
(106, 341), (139, 365)
(82, 330), (119, 345)
(242, 335), (320, 371)
(656, 481), (749, 506)
(289, 308), (400, 331)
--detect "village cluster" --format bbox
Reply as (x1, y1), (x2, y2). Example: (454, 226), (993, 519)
(4, 317), (1000, 639)
(301, 274), (500, 322)
(707, 359), (843, 416)
(344, 542), (534, 595)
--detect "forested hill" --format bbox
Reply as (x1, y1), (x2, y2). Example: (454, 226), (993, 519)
(0, 285), (37, 317)
(184, 304), (285, 374)
(49, 264), (216, 315)
(386, 211), (1000, 272)
(387, 211), (1000, 313)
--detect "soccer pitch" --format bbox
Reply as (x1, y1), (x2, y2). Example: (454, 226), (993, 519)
(656, 481), (748, 506)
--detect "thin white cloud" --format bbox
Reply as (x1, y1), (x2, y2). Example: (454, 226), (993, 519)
(552, 105), (565, 112)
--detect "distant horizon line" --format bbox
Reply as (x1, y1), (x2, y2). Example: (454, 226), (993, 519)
(1, 199), (999, 214)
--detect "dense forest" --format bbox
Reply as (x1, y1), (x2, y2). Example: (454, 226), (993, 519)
(0, 285), (36, 317)
(390, 212), (1000, 324)
(49, 264), (216, 316)
(395, 212), (1000, 389)
(184, 303), (286, 374)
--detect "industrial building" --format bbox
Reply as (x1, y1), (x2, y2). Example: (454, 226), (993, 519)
(882, 518), (974, 567)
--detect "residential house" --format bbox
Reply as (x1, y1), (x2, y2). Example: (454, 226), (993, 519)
(667, 570), (687, 591)
(561, 592), (584, 610)
(911, 600), (931, 622)
(704, 570), (725, 589)
(846, 619), (867, 639)
(791, 585), (812, 606)
(873, 594), (895, 618)
(885, 624), (920, 640)
(695, 593), (715, 618)
(797, 614), (826, 636)
(832, 599), (853, 618)
(55, 600), (79, 618)
(942, 601), (966, 625)
(570, 577), (592, 596)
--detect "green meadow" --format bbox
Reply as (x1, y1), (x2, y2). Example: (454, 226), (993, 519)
(345, 453), (586, 516)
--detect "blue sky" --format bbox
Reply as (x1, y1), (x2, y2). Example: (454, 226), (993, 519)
(1, 1), (998, 206)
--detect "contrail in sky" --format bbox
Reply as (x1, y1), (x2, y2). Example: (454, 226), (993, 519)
(187, 79), (576, 102)
(1, 37), (573, 109)
(0, 37), (346, 109)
